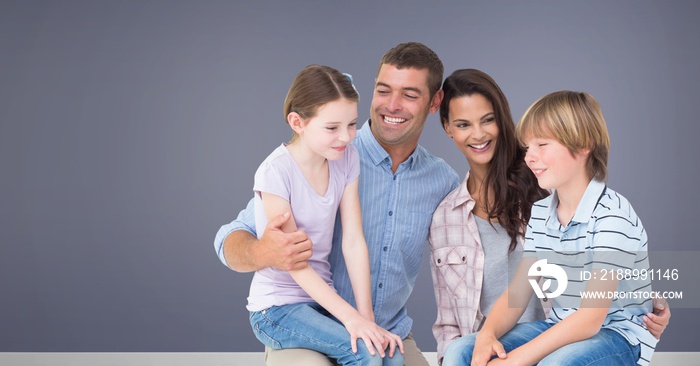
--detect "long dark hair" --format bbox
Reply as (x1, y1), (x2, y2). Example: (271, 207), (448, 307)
(440, 69), (548, 251)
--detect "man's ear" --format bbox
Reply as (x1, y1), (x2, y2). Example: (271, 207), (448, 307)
(287, 112), (305, 135)
(429, 89), (444, 114)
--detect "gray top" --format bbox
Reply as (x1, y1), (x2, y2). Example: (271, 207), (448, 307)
(475, 215), (544, 328)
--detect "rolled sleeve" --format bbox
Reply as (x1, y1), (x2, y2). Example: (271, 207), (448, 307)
(214, 198), (257, 267)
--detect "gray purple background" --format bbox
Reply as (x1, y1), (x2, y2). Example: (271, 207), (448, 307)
(1, 0), (698, 353)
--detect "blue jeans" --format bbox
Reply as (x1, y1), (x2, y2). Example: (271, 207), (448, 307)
(442, 321), (640, 366)
(249, 302), (404, 366)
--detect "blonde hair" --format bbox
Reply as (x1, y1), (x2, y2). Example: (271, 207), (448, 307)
(284, 65), (359, 143)
(516, 91), (610, 181)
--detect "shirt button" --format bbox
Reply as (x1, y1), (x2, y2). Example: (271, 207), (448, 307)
(378, 283), (383, 288)
(393, 176), (397, 181)
(388, 211), (393, 216)
(383, 246), (388, 252)
(437, 259), (441, 264)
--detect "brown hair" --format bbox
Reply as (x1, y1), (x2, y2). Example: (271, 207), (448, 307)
(440, 69), (548, 251)
(517, 90), (610, 181)
(378, 42), (443, 97)
(284, 65), (359, 142)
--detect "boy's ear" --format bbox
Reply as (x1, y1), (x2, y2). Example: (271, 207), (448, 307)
(581, 144), (593, 156)
(287, 112), (304, 135)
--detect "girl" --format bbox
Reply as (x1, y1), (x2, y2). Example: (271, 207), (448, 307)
(247, 65), (403, 366)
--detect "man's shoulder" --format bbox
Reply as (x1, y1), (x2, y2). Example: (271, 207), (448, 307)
(415, 145), (459, 175)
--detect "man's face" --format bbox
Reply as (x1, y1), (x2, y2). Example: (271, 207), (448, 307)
(369, 64), (442, 150)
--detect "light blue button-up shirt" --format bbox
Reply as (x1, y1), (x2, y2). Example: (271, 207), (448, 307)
(214, 121), (459, 338)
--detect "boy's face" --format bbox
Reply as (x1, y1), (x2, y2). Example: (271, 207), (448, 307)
(523, 135), (589, 191)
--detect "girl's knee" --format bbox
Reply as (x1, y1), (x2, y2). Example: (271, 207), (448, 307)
(382, 351), (405, 366)
(353, 340), (383, 366)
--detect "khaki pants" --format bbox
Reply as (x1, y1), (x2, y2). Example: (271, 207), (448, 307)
(264, 333), (429, 366)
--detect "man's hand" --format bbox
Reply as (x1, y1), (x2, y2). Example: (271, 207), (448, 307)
(644, 295), (671, 339)
(255, 212), (313, 271)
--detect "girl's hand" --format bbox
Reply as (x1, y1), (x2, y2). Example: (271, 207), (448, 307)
(379, 327), (404, 358)
(471, 334), (506, 366)
(344, 314), (388, 357)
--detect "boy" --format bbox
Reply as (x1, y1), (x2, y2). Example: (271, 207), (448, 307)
(442, 91), (657, 366)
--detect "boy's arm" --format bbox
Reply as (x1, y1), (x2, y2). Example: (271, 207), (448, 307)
(260, 192), (387, 357)
(492, 270), (618, 366)
(214, 198), (313, 272)
(471, 257), (537, 366)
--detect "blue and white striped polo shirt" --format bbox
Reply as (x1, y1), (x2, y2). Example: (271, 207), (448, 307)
(524, 179), (657, 366)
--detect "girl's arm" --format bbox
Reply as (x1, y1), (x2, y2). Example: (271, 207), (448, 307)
(488, 271), (618, 366)
(339, 178), (373, 320)
(339, 178), (404, 356)
(260, 192), (387, 357)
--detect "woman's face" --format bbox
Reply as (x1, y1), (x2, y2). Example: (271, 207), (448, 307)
(443, 94), (500, 170)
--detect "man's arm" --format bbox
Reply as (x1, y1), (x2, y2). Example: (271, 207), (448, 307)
(645, 296), (671, 339)
(214, 198), (313, 272)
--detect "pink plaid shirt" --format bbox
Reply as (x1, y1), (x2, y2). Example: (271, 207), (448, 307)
(429, 173), (548, 364)
(429, 173), (484, 363)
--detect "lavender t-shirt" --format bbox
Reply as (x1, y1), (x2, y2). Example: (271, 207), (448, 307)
(247, 143), (360, 311)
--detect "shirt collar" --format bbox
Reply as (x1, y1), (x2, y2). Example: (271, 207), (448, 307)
(545, 179), (606, 229)
(358, 119), (418, 170)
(450, 171), (476, 210)
(571, 179), (607, 223)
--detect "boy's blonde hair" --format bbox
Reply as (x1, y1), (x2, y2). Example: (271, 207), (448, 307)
(516, 91), (610, 181)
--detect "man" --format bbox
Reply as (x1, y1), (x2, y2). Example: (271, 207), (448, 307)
(215, 42), (460, 366)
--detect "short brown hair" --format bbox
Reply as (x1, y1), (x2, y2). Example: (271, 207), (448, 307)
(284, 65), (359, 142)
(378, 42), (443, 97)
(517, 91), (610, 181)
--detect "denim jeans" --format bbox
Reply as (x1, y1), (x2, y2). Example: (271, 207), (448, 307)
(442, 320), (641, 366)
(249, 302), (404, 366)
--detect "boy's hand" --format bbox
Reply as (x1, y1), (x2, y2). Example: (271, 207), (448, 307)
(644, 295), (671, 339)
(471, 334), (506, 366)
(485, 348), (529, 366)
(344, 314), (387, 357)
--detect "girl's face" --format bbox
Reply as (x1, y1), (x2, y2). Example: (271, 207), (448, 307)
(522, 134), (589, 191)
(295, 98), (358, 161)
(443, 94), (500, 170)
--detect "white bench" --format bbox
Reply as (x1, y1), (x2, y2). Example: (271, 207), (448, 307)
(1, 352), (696, 365)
